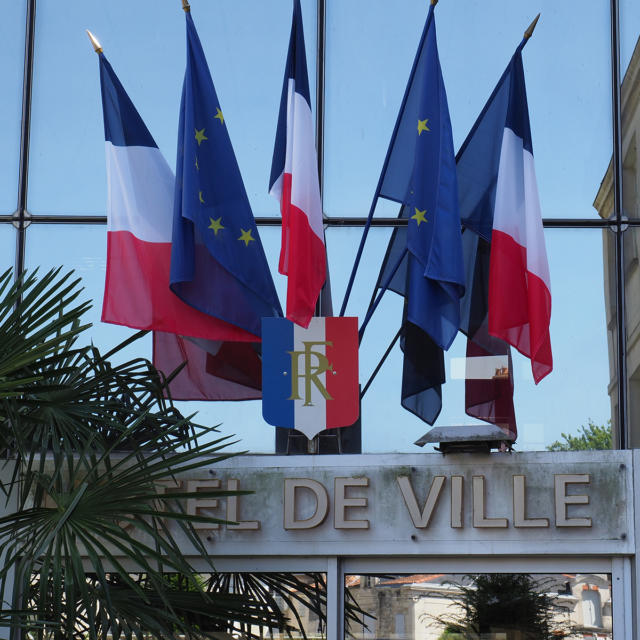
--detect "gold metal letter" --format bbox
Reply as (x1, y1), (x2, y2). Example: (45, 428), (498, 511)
(226, 479), (260, 530)
(397, 475), (445, 528)
(555, 474), (591, 527)
(334, 477), (370, 529)
(512, 475), (549, 528)
(283, 478), (329, 530)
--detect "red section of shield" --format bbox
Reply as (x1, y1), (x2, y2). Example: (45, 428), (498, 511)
(325, 316), (360, 428)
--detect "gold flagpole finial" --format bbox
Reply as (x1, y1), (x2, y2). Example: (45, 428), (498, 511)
(182, 0), (190, 12)
(86, 30), (103, 54)
(430, 0), (438, 6)
(524, 13), (540, 40)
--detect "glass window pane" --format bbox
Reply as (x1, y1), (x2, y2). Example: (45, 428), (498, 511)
(204, 573), (326, 638)
(0, 225), (15, 274)
(621, 0), (640, 78)
(28, 0), (316, 216)
(613, 2), (640, 223)
(24, 223), (149, 358)
(328, 226), (611, 452)
(24, 222), (286, 453)
(619, 228), (640, 448)
(324, 1), (612, 220)
(346, 573), (613, 639)
(0, 0), (27, 213)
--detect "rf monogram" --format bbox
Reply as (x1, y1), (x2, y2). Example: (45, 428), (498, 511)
(287, 341), (334, 405)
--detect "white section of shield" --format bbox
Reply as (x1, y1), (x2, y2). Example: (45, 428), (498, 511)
(491, 128), (551, 290)
(292, 318), (327, 440)
(106, 141), (174, 243)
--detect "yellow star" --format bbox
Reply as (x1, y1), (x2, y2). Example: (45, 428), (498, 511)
(195, 128), (208, 145)
(417, 119), (430, 135)
(238, 228), (256, 247)
(214, 108), (224, 124)
(411, 208), (427, 226)
(199, 190), (205, 204)
(208, 217), (224, 235)
(195, 156), (199, 171)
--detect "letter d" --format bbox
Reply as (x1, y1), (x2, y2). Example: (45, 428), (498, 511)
(283, 478), (329, 529)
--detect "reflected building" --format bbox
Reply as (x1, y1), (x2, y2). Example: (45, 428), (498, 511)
(594, 37), (640, 447)
(346, 574), (612, 639)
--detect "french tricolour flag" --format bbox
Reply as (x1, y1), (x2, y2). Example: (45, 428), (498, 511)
(488, 51), (552, 383)
(269, 0), (326, 328)
(99, 54), (254, 343)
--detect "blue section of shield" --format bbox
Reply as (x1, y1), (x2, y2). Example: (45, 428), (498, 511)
(262, 318), (296, 429)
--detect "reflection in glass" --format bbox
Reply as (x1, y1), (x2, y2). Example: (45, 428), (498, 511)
(0, 0), (26, 213)
(327, 227), (611, 453)
(202, 573), (327, 639)
(621, 0), (640, 79)
(0, 225), (15, 274)
(28, 0), (316, 216)
(25, 222), (285, 453)
(324, 0), (611, 219)
(345, 573), (612, 639)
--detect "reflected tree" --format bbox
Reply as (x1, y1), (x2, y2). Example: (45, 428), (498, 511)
(546, 420), (612, 451)
(432, 574), (572, 640)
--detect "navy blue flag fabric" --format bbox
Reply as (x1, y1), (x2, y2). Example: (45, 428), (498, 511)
(378, 14), (464, 352)
(373, 10), (462, 425)
(455, 59), (512, 241)
(455, 52), (521, 438)
(171, 11), (282, 338)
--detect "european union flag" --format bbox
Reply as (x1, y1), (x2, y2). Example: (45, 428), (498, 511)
(373, 9), (463, 424)
(378, 14), (464, 351)
(171, 10), (282, 338)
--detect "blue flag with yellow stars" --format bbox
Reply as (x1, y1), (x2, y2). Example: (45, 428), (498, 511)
(377, 11), (464, 352)
(171, 9), (282, 338)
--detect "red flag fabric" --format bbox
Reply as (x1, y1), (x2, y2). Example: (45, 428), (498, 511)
(269, 0), (326, 327)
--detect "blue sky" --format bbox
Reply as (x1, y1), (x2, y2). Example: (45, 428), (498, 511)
(3, 0), (638, 452)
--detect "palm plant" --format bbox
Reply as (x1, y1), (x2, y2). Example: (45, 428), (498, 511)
(0, 268), (327, 639)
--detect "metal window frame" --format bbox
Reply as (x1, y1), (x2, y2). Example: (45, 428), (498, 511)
(8, 2), (631, 432)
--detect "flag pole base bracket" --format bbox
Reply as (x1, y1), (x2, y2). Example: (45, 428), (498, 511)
(414, 425), (515, 454)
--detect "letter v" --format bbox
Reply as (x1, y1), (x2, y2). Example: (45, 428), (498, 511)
(397, 476), (445, 528)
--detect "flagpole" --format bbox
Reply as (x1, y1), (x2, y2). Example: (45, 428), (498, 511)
(358, 246), (407, 341)
(456, 13), (540, 163)
(523, 13), (540, 41)
(360, 326), (402, 399)
(86, 30), (103, 54)
(339, 1), (437, 318)
(182, 0), (190, 12)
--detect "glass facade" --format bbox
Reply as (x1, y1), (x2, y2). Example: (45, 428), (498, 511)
(1, 0), (634, 453)
(345, 573), (613, 639)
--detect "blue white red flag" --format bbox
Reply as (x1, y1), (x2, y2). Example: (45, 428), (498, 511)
(262, 317), (359, 439)
(269, 0), (326, 328)
(458, 50), (552, 383)
(171, 10), (282, 338)
(99, 54), (251, 342)
(97, 52), (262, 400)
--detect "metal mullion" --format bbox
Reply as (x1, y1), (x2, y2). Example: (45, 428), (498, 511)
(22, 216), (620, 229)
(610, 0), (627, 449)
(27, 215), (107, 225)
(15, 0), (37, 280)
(319, 218), (614, 229)
(316, 0), (326, 197)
